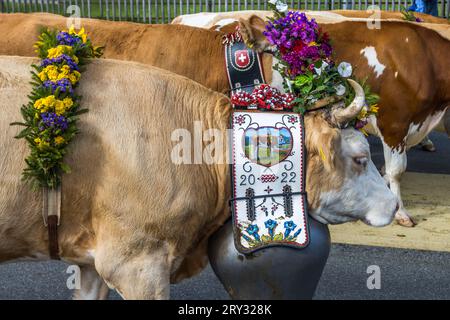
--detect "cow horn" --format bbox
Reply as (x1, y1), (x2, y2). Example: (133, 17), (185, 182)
(329, 79), (366, 126)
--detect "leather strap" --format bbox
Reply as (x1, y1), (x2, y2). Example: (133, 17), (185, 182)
(224, 40), (266, 96)
(47, 215), (60, 260)
(42, 186), (61, 260)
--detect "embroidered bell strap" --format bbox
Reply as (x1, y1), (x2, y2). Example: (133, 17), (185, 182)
(42, 186), (61, 260)
(224, 40), (266, 96)
(230, 111), (309, 254)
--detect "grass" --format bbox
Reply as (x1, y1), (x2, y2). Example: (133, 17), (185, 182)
(1, 0), (449, 22)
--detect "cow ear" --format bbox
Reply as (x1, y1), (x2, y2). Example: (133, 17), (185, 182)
(238, 15), (270, 52)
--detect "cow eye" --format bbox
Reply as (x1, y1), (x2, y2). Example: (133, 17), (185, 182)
(353, 156), (368, 167)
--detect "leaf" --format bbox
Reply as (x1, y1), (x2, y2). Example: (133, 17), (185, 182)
(273, 232), (284, 241)
(294, 74), (311, 87)
(15, 128), (32, 139)
(10, 122), (29, 127)
(60, 162), (72, 174)
(261, 235), (271, 243)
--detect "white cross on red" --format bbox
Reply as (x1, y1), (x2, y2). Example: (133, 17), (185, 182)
(238, 53), (247, 63)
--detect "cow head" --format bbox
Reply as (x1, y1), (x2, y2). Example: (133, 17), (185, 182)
(237, 16), (398, 226)
(303, 80), (397, 226)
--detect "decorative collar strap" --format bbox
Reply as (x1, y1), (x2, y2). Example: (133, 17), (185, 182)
(224, 36), (266, 96)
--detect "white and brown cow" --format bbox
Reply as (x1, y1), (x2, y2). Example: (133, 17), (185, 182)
(1, 13), (447, 226)
(236, 16), (450, 227)
(0, 56), (397, 299)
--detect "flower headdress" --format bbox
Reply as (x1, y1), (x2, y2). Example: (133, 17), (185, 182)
(263, 1), (379, 130)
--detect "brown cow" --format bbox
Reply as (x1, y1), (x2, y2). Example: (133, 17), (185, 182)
(0, 13), (448, 227)
(0, 56), (396, 298)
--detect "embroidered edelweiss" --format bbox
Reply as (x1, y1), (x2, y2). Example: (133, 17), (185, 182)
(234, 114), (246, 125)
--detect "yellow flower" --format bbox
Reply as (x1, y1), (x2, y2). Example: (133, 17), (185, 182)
(34, 95), (56, 113)
(68, 25), (76, 35)
(369, 104), (379, 114)
(47, 45), (72, 59)
(38, 70), (47, 81)
(43, 95), (56, 107)
(47, 69), (59, 81)
(54, 100), (66, 115)
(63, 97), (74, 109)
(308, 41), (317, 47)
(357, 107), (368, 120)
(54, 136), (65, 145)
(61, 65), (71, 72)
(34, 98), (44, 110)
(68, 71), (80, 84)
(34, 137), (49, 149)
(69, 25), (87, 43)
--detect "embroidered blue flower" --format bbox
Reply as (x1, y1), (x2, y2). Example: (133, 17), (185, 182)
(284, 220), (297, 238)
(246, 224), (261, 241)
(264, 219), (278, 238)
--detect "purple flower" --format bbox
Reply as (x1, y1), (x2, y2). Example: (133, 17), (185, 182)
(355, 119), (368, 129)
(57, 31), (84, 47)
(40, 54), (79, 71)
(40, 112), (68, 132)
(42, 78), (74, 94)
(263, 11), (333, 77)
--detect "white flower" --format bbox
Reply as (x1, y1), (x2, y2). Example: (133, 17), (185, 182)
(268, 0), (278, 4)
(334, 84), (346, 96)
(314, 61), (329, 76)
(276, 1), (288, 13)
(337, 62), (352, 78)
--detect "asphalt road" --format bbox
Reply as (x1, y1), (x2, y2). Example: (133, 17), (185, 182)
(0, 132), (449, 300)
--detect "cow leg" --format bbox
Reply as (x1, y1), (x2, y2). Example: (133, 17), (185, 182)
(382, 143), (415, 227)
(73, 265), (110, 300)
(95, 240), (171, 300)
(418, 135), (436, 152)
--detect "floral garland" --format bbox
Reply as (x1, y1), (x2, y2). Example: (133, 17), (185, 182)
(263, 0), (379, 130)
(11, 26), (103, 190)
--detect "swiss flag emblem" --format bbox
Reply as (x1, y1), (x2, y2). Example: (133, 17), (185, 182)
(235, 50), (250, 68)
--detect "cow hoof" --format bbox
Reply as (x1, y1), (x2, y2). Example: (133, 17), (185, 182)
(421, 144), (436, 152)
(396, 216), (417, 227)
